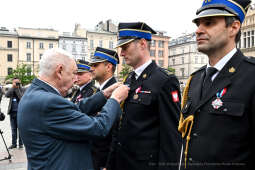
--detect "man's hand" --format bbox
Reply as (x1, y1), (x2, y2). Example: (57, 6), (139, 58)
(102, 82), (121, 98)
(110, 85), (130, 103)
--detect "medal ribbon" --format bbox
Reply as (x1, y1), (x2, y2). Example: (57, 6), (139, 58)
(216, 88), (227, 98)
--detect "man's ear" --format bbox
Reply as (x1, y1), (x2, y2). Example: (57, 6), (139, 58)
(230, 20), (241, 38)
(139, 38), (148, 51)
(55, 64), (63, 80)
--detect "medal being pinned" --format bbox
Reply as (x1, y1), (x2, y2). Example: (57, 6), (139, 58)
(212, 88), (227, 109)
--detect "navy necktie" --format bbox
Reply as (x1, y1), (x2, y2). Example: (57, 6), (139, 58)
(202, 67), (218, 98)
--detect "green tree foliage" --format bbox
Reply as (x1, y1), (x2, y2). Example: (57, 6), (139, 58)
(167, 67), (175, 74)
(119, 64), (132, 79)
(5, 64), (36, 85)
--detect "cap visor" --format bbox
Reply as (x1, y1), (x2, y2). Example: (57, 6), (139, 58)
(192, 8), (236, 23)
(116, 39), (136, 48)
(88, 59), (107, 65)
(77, 69), (89, 73)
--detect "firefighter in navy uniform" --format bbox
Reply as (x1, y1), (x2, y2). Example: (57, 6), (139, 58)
(178, 0), (254, 170)
(71, 59), (97, 104)
(89, 47), (119, 170)
(107, 22), (182, 170)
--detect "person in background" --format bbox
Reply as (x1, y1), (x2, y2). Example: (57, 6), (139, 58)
(89, 47), (119, 170)
(5, 77), (25, 149)
(71, 59), (98, 104)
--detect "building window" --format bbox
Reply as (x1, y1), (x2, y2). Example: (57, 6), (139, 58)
(90, 40), (94, 49)
(72, 45), (76, 52)
(82, 46), (85, 53)
(172, 58), (175, 65)
(109, 41), (113, 49)
(158, 41), (164, 48)
(180, 68), (185, 77)
(158, 60), (164, 67)
(7, 41), (12, 48)
(39, 42), (44, 49)
(62, 44), (66, 50)
(8, 67), (13, 75)
(7, 54), (13, 62)
(150, 50), (155, 57)
(49, 43), (53, 49)
(195, 56), (198, 64)
(82, 57), (86, 60)
(27, 42), (31, 48)
(39, 54), (43, 60)
(27, 53), (31, 62)
(151, 40), (156, 47)
(90, 52), (94, 57)
(201, 57), (204, 64)
(182, 57), (184, 64)
(99, 40), (103, 47)
(172, 49), (176, 55)
(243, 32), (247, 48)
(248, 31), (251, 48)
(252, 30), (254, 47)
(158, 50), (164, 57)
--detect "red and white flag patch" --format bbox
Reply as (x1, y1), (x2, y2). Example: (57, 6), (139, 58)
(171, 91), (179, 102)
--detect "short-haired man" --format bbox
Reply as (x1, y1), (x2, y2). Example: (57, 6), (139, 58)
(89, 47), (119, 170)
(107, 22), (181, 170)
(178, 0), (254, 170)
(71, 59), (97, 104)
(17, 48), (129, 170)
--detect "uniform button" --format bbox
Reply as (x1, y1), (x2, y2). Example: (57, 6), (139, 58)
(189, 158), (193, 162)
(193, 133), (198, 137)
(197, 109), (201, 112)
(118, 142), (122, 146)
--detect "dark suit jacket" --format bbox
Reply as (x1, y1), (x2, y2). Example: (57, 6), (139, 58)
(180, 50), (255, 170)
(17, 78), (121, 170)
(92, 77), (117, 169)
(5, 86), (25, 115)
(108, 61), (182, 170)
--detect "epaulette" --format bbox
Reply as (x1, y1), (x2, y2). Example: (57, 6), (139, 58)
(191, 65), (206, 76)
(244, 56), (255, 64)
(159, 68), (174, 76)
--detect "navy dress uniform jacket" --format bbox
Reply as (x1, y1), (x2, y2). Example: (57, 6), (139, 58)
(17, 78), (122, 170)
(92, 77), (117, 169)
(71, 81), (98, 104)
(108, 61), (182, 170)
(180, 50), (255, 170)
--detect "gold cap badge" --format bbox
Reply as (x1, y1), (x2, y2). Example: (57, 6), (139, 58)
(229, 67), (235, 73)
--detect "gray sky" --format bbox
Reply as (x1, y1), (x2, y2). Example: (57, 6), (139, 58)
(1, 0), (203, 38)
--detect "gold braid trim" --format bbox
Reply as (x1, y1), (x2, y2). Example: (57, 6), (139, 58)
(119, 74), (129, 129)
(178, 76), (194, 169)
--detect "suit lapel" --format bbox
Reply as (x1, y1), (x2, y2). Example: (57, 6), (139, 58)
(189, 66), (206, 108)
(195, 50), (244, 110)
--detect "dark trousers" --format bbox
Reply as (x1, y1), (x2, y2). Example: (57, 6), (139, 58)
(10, 112), (23, 146)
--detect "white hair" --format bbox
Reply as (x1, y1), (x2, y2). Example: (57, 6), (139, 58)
(39, 48), (74, 77)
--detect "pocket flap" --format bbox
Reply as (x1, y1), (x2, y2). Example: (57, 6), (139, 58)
(210, 101), (244, 117)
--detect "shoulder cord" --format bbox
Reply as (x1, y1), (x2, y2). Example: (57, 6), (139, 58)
(178, 76), (194, 169)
